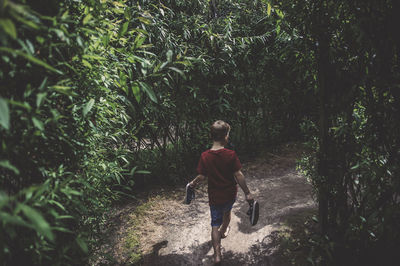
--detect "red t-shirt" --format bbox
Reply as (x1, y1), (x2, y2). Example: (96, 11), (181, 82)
(197, 148), (242, 205)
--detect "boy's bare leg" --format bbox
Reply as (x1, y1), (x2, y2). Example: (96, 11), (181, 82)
(211, 226), (222, 263)
(219, 211), (231, 235)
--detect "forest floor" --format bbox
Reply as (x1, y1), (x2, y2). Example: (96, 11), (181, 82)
(94, 143), (318, 265)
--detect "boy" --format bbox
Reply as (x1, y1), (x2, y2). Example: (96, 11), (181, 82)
(188, 120), (254, 264)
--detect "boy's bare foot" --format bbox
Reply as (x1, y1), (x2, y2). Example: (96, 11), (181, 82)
(214, 254), (222, 264)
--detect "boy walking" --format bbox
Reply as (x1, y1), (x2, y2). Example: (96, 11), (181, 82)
(188, 120), (254, 264)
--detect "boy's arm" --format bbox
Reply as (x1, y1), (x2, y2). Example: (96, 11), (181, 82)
(234, 170), (254, 202)
(189, 174), (206, 188)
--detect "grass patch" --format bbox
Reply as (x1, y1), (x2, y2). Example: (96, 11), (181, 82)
(123, 200), (155, 264)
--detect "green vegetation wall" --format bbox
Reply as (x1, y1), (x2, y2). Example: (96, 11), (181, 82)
(273, 0), (400, 265)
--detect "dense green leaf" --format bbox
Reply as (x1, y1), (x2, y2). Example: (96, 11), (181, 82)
(166, 50), (173, 62)
(32, 117), (44, 130)
(0, 47), (62, 74)
(0, 18), (17, 38)
(18, 204), (54, 241)
(0, 160), (19, 174)
(36, 92), (47, 108)
(168, 67), (185, 78)
(118, 21), (129, 37)
(0, 97), (10, 130)
(0, 212), (32, 228)
(136, 170), (151, 174)
(82, 59), (92, 69)
(82, 13), (92, 25)
(138, 82), (157, 103)
(131, 83), (140, 103)
(76, 237), (88, 253)
(83, 99), (95, 117)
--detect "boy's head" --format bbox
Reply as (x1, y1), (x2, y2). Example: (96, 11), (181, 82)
(210, 120), (231, 144)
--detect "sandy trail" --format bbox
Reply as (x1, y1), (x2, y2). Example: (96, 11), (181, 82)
(97, 144), (316, 265)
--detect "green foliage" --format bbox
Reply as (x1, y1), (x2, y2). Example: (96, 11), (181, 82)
(275, 0), (400, 264)
(0, 0), (147, 264)
(7, 0), (395, 265)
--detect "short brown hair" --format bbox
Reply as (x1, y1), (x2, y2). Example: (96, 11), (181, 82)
(210, 120), (231, 142)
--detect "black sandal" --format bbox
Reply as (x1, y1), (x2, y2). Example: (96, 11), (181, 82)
(247, 200), (259, 226)
(184, 183), (195, 204)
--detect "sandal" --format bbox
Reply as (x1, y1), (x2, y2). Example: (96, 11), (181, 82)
(220, 225), (230, 239)
(184, 183), (195, 204)
(247, 200), (259, 226)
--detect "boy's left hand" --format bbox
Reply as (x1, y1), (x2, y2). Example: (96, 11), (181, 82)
(245, 193), (254, 202)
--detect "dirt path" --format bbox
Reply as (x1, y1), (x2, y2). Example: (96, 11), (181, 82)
(95, 144), (316, 265)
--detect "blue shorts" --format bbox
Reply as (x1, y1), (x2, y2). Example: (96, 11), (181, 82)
(210, 200), (235, 227)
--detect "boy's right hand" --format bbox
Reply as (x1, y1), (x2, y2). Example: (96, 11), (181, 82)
(245, 193), (254, 202)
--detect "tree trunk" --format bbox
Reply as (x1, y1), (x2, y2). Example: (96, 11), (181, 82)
(315, 18), (331, 236)
(209, 0), (218, 18)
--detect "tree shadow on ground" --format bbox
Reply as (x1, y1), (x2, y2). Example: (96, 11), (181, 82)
(139, 239), (213, 266)
(226, 206), (317, 266)
(136, 207), (317, 266)
(267, 208), (400, 266)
